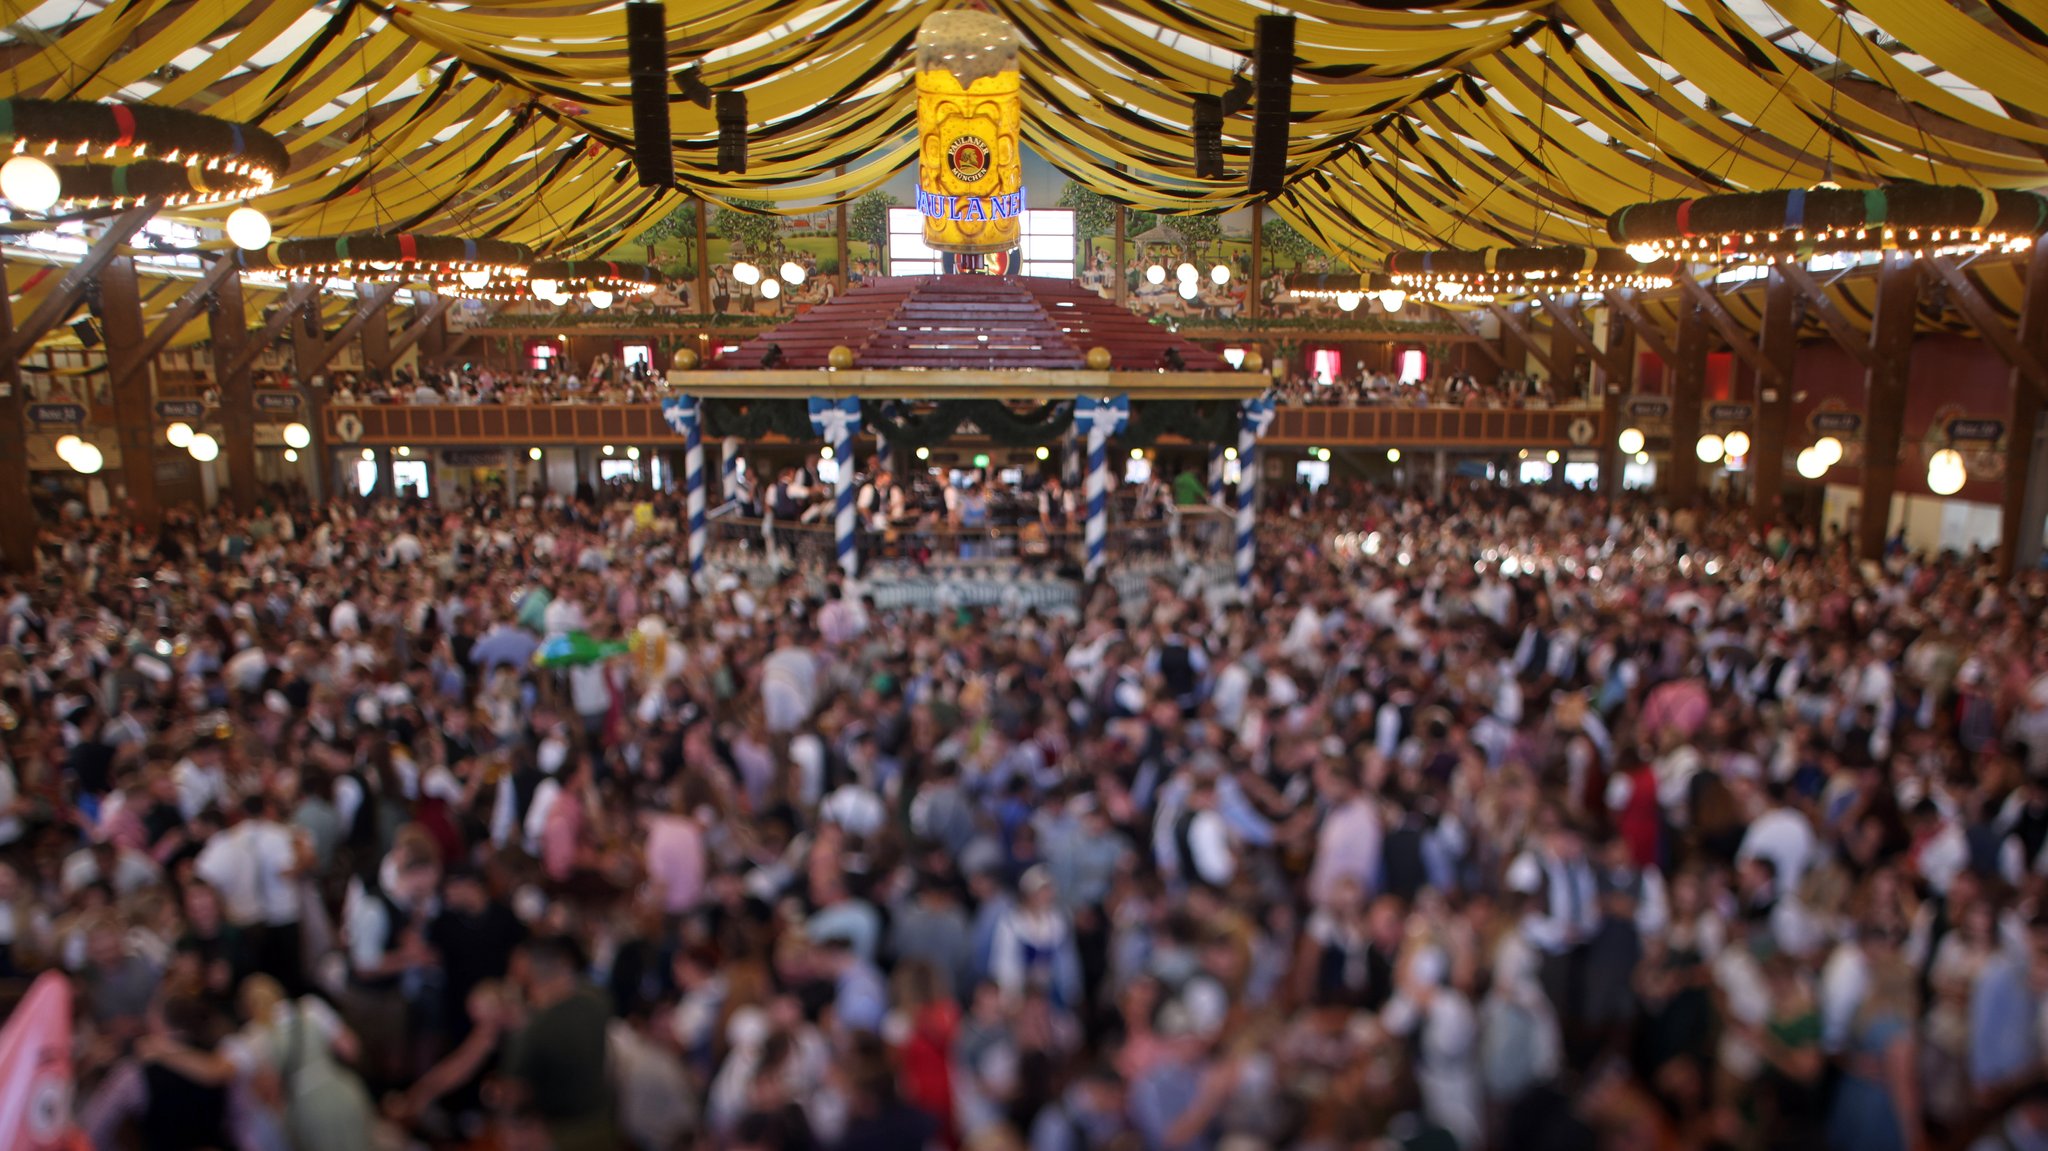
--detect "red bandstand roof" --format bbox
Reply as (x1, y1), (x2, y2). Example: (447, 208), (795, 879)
(726, 275), (1229, 373)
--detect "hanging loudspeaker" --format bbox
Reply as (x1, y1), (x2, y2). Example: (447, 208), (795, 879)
(626, 1), (674, 188)
(716, 91), (748, 174)
(1193, 94), (1224, 180)
(1249, 14), (1295, 196)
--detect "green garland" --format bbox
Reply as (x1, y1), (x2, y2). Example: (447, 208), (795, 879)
(699, 397), (1233, 448)
(1159, 316), (1462, 336)
(865, 400), (1071, 448)
(701, 398), (814, 440)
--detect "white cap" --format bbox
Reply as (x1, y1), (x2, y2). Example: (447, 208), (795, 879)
(1505, 853), (1543, 894)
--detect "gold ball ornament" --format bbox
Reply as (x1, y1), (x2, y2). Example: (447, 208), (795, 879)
(672, 346), (700, 371)
(1085, 346), (1113, 371)
(827, 345), (856, 371)
(1241, 350), (1264, 374)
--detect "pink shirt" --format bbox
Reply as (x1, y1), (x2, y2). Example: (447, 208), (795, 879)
(541, 789), (584, 882)
(644, 814), (706, 915)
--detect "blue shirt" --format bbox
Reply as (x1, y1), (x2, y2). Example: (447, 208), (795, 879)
(835, 960), (889, 1034)
(1970, 951), (2038, 1091)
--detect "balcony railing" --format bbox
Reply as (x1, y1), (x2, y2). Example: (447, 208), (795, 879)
(320, 402), (1607, 450)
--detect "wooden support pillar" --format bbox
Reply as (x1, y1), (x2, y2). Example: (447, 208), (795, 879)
(0, 254), (33, 571)
(694, 197), (712, 313)
(357, 282), (390, 383)
(1753, 266), (1799, 524)
(209, 266), (258, 513)
(1113, 203), (1128, 306)
(1246, 203), (1263, 321)
(1599, 312), (1635, 497)
(418, 303), (448, 365)
(835, 169), (850, 293)
(1668, 299), (1710, 509)
(1551, 303), (1585, 398)
(1858, 253), (1919, 563)
(100, 256), (159, 527)
(2003, 240), (2048, 576)
(291, 299), (331, 500)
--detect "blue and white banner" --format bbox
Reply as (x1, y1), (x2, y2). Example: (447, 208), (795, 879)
(1236, 392), (1277, 592)
(1074, 394), (1129, 581)
(809, 397), (863, 578)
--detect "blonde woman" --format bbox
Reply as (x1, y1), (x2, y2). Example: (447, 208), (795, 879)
(1826, 929), (1923, 1151)
(228, 974), (376, 1151)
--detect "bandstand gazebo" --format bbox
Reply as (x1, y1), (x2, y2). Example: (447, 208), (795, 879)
(664, 273), (1272, 600)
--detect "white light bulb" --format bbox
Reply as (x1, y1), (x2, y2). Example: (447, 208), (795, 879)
(1796, 448), (1825, 479)
(915, 446), (930, 460)
(1723, 430), (1751, 457)
(587, 289), (614, 309)
(1927, 448), (1967, 495)
(760, 279), (781, 300)
(780, 261), (806, 285)
(528, 278), (559, 298)
(0, 156), (60, 212)
(459, 269), (492, 290)
(1635, 452), (1650, 465)
(1387, 448), (1401, 462)
(1035, 446), (1050, 461)
(283, 448), (298, 462)
(166, 422), (194, 448)
(1378, 289), (1407, 313)
(1617, 427), (1645, 455)
(1175, 262), (1197, 283)
(819, 444), (835, 461)
(626, 446), (641, 460)
(1209, 264), (1230, 285)
(1625, 242), (1662, 263)
(361, 448), (375, 461)
(1695, 433), (1726, 463)
(1545, 450), (1560, 464)
(1336, 292), (1362, 312)
(282, 421), (311, 449)
(188, 433), (220, 462)
(1177, 279), (1197, 301)
(732, 262), (760, 286)
(225, 205), (271, 250)
(54, 434), (82, 461)
(1145, 265), (1166, 286)
(68, 441), (103, 474)
(603, 444), (615, 456)
(1436, 281), (1463, 300)
(529, 447), (543, 461)
(1814, 435), (1843, 466)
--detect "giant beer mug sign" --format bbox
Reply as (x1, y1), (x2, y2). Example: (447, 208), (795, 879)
(916, 7), (1023, 255)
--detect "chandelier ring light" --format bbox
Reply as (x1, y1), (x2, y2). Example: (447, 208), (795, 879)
(1607, 184), (2048, 263)
(0, 98), (288, 211)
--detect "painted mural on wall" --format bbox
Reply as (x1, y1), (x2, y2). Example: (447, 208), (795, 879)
(595, 143), (1367, 323)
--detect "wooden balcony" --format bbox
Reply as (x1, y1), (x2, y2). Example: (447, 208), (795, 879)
(322, 402), (1607, 450)
(1266, 404), (1605, 448)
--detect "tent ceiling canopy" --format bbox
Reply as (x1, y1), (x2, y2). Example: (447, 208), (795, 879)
(3, 0), (2047, 277)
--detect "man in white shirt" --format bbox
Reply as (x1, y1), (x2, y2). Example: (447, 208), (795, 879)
(172, 739), (230, 822)
(1735, 780), (1816, 894)
(195, 794), (306, 991)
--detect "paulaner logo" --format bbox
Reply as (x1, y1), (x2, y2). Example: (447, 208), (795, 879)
(915, 188), (1026, 222)
(948, 135), (991, 182)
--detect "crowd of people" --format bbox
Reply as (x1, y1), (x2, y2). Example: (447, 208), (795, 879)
(3, 470), (2048, 1151)
(1270, 371), (1575, 410)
